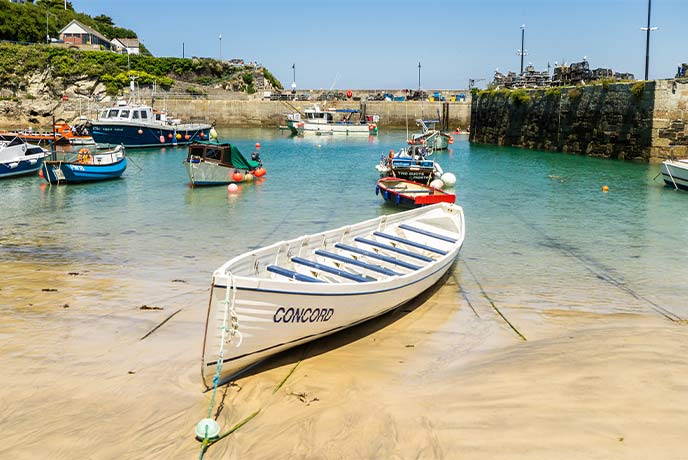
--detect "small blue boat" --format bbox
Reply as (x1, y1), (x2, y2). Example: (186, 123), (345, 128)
(42, 145), (127, 184)
(0, 135), (46, 179)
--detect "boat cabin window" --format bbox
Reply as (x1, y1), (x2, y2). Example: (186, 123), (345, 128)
(189, 146), (204, 157)
(132, 110), (140, 119)
(26, 147), (44, 155)
(99, 109), (108, 119)
(140, 111), (148, 119)
(221, 148), (232, 164)
(204, 148), (221, 161)
(119, 110), (130, 119)
(107, 109), (119, 118)
(155, 113), (162, 121)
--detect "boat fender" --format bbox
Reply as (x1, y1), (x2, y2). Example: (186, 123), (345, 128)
(159, 135), (165, 143)
(375, 185), (380, 196)
(232, 170), (244, 182)
(396, 194), (401, 205)
(138, 129), (143, 135)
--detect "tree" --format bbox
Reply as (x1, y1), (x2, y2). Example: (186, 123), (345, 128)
(93, 14), (113, 25)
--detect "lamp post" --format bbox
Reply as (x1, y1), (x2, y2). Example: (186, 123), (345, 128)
(291, 63), (296, 93)
(517, 24), (528, 75)
(418, 62), (421, 91)
(640, 0), (658, 80)
(218, 34), (222, 61)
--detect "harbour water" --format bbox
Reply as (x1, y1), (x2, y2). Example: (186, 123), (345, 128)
(2, 129), (686, 319)
(2, 129), (688, 459)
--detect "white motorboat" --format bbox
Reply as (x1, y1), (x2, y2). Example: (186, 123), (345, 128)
(661, 159), (688, 191)
(285, 105), (379, 136)
(0, 135), (46, 179)
(408, 119), (453, 151)
(201, 202), (465, 388)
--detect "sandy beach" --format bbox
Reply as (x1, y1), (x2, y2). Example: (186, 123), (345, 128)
(2, 258), (687, 460)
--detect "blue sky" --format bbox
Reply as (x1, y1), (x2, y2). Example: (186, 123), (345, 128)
(72, 0), (686, 89)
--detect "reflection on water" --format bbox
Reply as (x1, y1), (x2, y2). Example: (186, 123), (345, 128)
(2, 128), (687, 318)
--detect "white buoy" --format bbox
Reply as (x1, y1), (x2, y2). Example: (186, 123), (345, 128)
(195, 418), (221, 440)
(227, 183), (239, 193)
(441, 172), (456, 187)
(430, 179), (445, 189)
(209, 127), (218, 139)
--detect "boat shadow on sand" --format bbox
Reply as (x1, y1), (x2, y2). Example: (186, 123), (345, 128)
(221, 263), (457, 384)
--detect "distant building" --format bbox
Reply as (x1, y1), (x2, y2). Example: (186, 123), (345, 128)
(9, 0), (28, 4)
(58, 19), (111, 50)
(111, 38), (140, 55)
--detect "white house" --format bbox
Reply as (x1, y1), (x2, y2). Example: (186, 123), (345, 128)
(111, 38), (140, 55)
(58, 19), (111, 50)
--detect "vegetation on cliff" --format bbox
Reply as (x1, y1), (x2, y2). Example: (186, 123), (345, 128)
(0, 43), (282, 98)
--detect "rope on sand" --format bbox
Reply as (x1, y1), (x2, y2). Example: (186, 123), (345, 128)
(463, 260), (527, 341)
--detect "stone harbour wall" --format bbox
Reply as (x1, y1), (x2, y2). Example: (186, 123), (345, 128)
(469, 79), (688, 162)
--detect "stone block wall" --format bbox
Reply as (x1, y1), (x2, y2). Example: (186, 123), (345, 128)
(470, 82), (655, 161)
(652, 79), (688, 159)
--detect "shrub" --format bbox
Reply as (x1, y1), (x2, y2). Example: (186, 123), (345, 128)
(631, 81), (645, 99)
(510, 88), (530, 105)
(544, 87), (561, 98)
(567, 88), (582, 100)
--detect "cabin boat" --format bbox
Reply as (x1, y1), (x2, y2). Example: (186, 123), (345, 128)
(376, 177), (455, 207)
(0, 121), (95, 147)
(408, 120), (453, 151)
(661, 159), (688, 191)
(42, 145), (127, 184)
(201, 202), (465, 386)
(285, 105), (379, 136)
(0, 135), (46, 179)
(90, 101), (211, 148)
(375, 145), (444, 184)
(184, 142), (265, 186)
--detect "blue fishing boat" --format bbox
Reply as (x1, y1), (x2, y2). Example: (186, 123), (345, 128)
(42, 145), (127, 184)
(0, 135), (46, 179)
(90, 101), (211, 148)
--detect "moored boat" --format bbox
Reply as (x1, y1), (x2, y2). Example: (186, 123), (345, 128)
(286, 105), (379, 136)
(201, 202), (465, 387)
(0, 135), (46, 179)
(661, 159), (688, 191)
(90, 101), (211, 148)
(375, 145), (444, 184)
(184, 142), (265, 186)
(42, 145), (127, 184)
(376, 177), (456, 207)
(408, 119), (453, 151)
(0, 121), (95, 147)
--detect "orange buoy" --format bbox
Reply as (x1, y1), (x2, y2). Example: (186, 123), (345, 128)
(232, 171), (244, 182)
(448, 137), (454, 144)
(38, 169), (44, 178)
(254, 167), (265, 177)
(255, 143), (261, 149)
(168, 133), (173, 139)
(184, 134), (190, 140)
(602, 185), (609, 192)
(199, 132), (205, 138)
(368, 124), (375, 130)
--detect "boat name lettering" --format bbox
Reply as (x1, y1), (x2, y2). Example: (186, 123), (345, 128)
(273, 307), (334, 323)
(70, 165), (85, 171)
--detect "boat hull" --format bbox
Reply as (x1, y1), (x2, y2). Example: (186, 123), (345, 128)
(184, 160), (257, 186)
(376, 177), (455, 208)
(91, 122), (211, 148)
(201, 203), (464, 387)
(43, 147), (127, 184)
(0, 157), (44, 178)
(661, 160), (688, 191)
(287, 120), (377, 136)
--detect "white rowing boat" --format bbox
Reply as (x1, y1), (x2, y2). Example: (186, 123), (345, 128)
(201, 203), (465, 388)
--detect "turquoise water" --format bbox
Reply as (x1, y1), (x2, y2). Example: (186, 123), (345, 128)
(2, 129), (686, 320)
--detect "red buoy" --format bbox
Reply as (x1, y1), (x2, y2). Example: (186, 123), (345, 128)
(232, 171), (244, 182)
(346, 90), (353, 98)
(199, 132), (205, 138)
(255, 143), (261, 149)
(184, 134), (190, 140)
(168, 133), (173, 139)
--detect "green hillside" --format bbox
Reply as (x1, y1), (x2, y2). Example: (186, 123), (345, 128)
(0, 0), (146, 52)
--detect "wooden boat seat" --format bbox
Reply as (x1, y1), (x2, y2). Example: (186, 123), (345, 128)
(335, 243), (422, 270)
(314, 250), (400, 276)
(372, 231), (448, 255)
(292, 257), (374, 282)
(267, 265), (324, 283)
(353, 237), (434, 262)
(399, 224), (458, 243)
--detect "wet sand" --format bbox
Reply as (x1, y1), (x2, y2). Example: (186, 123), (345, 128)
(2, 262), (688, 460)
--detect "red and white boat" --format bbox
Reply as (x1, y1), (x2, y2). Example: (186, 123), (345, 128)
(376, 177), (455, 207)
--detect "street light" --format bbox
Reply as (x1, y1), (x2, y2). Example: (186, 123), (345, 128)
(45, 10), (56, 44)
(291, 63), (296, 93)
(418, 62), (421, 91)
(516, 24), (528, 75)
(640, 0), (658, 80)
